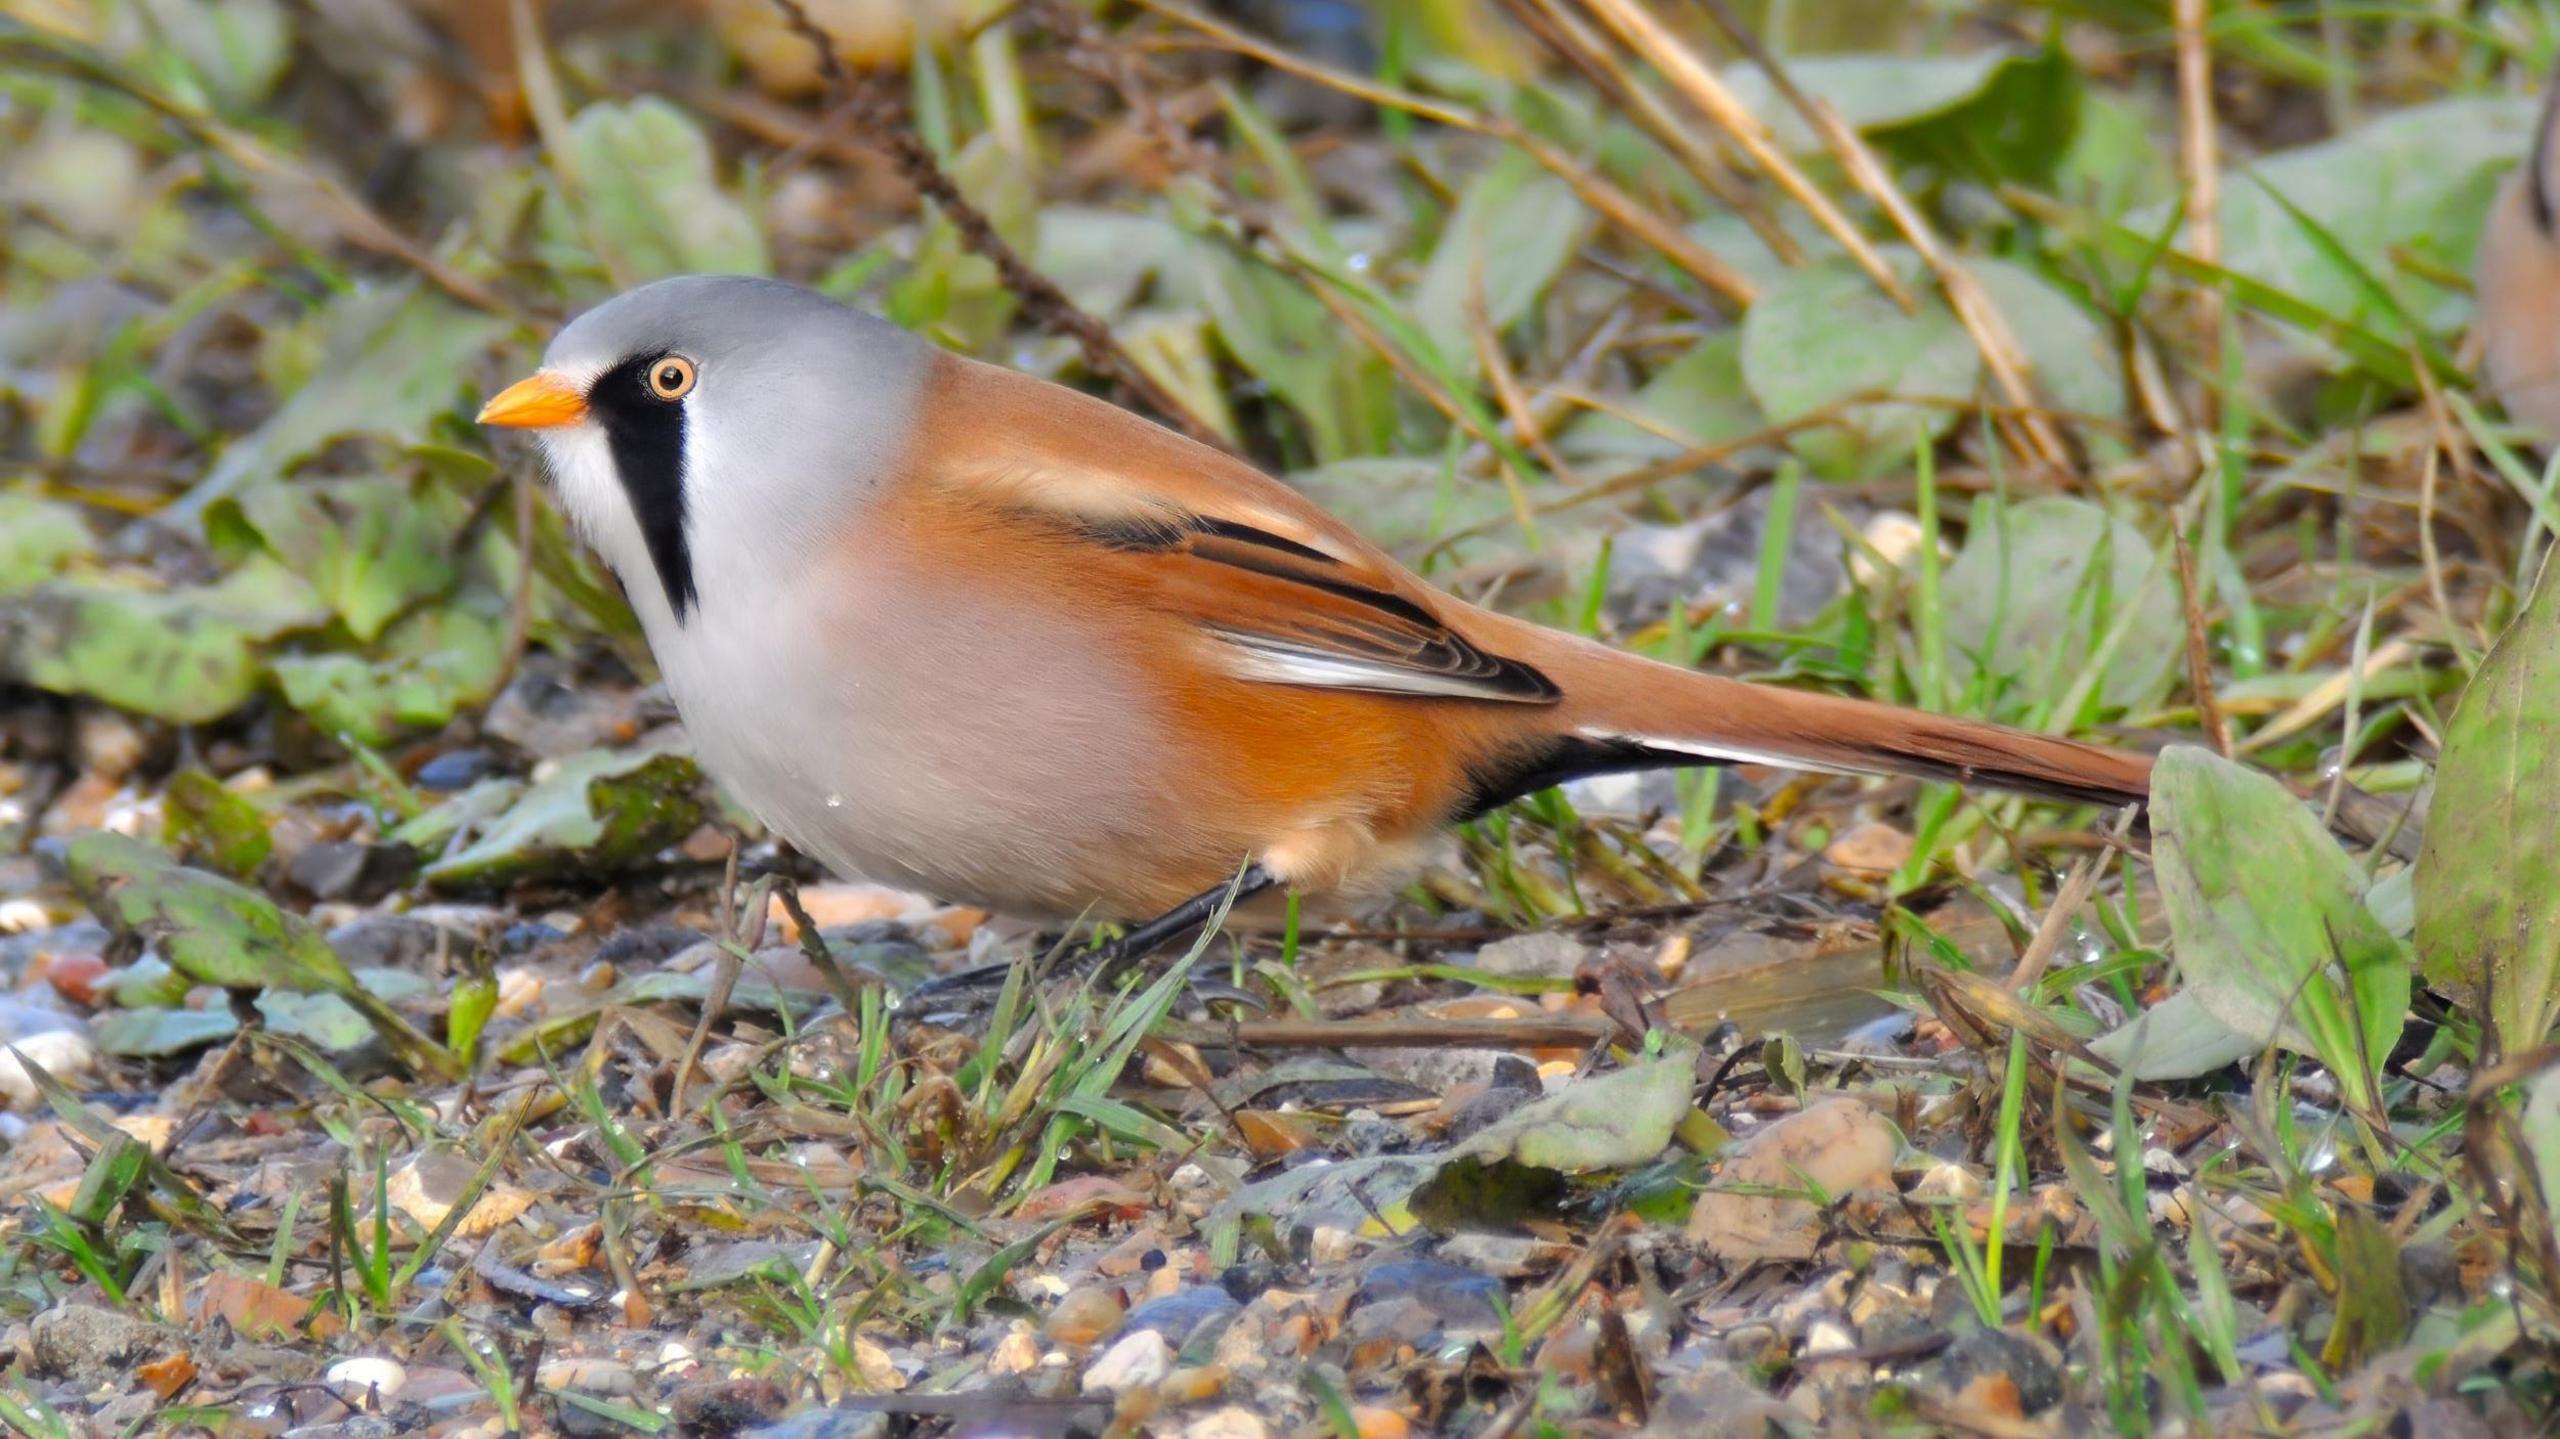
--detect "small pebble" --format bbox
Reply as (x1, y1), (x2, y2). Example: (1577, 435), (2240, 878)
(1044, 1284), (1126, 1346)
(498, 922), (567, 955)
(325, 1356), (407, 1404)
(1081, 1330), (1173, 1395)
(413, 749), (501, 792)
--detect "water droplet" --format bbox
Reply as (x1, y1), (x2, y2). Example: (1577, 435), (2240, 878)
(825, 793), (844, 809)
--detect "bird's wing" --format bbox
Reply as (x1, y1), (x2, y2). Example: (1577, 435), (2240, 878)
(914, 352), (1559, 705)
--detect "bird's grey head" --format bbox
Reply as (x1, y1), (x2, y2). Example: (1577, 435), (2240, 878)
(479, 274), (927, 626)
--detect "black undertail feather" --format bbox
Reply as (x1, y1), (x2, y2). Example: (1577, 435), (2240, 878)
(1454, 734), (1701, 823)
(588, 352), (699, 621)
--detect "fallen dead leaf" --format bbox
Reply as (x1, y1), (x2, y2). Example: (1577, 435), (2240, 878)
(1686, 1097), (1899, 1260)
(385, 1151), (533, 1237)
(136, 1349), (196, 1400)
(1824, 821), (1915, 875)
(194, 1271), (337, 1340)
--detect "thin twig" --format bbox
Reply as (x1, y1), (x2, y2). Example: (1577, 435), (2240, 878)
(762, 0), (1236, 453)
(2171, 521), (2234, 756)
(2174, 0), (2223, 402)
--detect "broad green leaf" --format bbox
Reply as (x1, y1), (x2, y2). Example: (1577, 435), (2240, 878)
(566, 98), (770, 280)
(1937, 496), (2178, 713)
(257, 991), (375, 1053)
(1721, 50), (2018, 150)
(66, 832), (362, 995)
(95, 1007), (239, 1059)
(272, 604), (508, 747)
(1739, 250), (1978, 478)
(2087, 988), (2258, 1080)
(1293, 458), (1509, 561)
(1725, 47), (2082, 187)
(2525, 1069), (2560, 1218)
(1196, 243), (1374, 462)
(2055, 90), (2183, 221)
(2415, 554), (2560, 1050)
(2132, 96), (2535, 345)
(1968, 260), (2125, 425)
(423, 750), (705, 892)
(0, 557), (328, 723)
(181, 284), (509, 520)
(163, 771), (272, 881)
(216, 476), (468, 641)
(1034, 206), (1190, 319)
(1453, 1051), (1696, 1172)
(1560, 331), (1767, 462)
(1411, 149), (1589, 369)
(106, 0), (291, 109)
(2151, 747), (2408, 1110)
(0, 495), (94, 595)
(61, 832), (455, 1077)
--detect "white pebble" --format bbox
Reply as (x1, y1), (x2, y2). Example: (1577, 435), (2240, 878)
(1081, 1330), (1173, 1395)
(326, 1356), (407, 1403)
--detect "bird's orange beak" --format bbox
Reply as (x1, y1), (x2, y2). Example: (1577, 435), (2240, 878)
(477, 372), (588, 429)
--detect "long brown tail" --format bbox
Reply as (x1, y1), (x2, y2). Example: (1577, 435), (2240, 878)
(1527, 629), (2156, 809)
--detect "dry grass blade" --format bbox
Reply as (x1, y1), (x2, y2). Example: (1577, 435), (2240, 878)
(1572, 0), (1911, 309)
(2002, 805), (2137, 993)
(2173, 522), (2235, 757)
(1133, 0), (1758, 307)
(1501, 0), (1805, 266)
(1687, 0), (2070, 470)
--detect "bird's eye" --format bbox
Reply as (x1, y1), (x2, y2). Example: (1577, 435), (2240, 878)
(644, 356), (697, 402)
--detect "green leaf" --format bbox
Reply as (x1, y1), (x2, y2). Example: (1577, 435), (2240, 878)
(180, 285), (510, 521)
(66, 832), (362, 995)
(2150, 747), (2408, 1110)
(1560, 330), (1767, 462)
(2415, 554), (2560, 1050)
(95, 1007), (240, 1058)
(566, 97), (771, 281)
(217, 476), (468, 641)
(272, 604), (507, 747)
(1935, 495), (2179, 715)
(1723, 47), (2082, 187)
(1410, 148), (1589, 369)
(62, 832), (456, 1077)
(1740, 250), (1979, 478)
(0, 495), (95, 596)
(1720, 49), (2027, 151)
(1968, 260), (2125, 426)
(1196, 243), (1374, 462)
(2132, 96), (2535, 346)
(421, 750), (705, 892)
(2086, 988), (2258, 1081)
(163, 770), (273, 881)
(1453, 1050), (1696, 1172)
(0, 557), (329, 723)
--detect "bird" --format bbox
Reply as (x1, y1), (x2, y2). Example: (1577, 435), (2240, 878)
(2477, 60), (2560, 437)
(478, 274), (2154, 968)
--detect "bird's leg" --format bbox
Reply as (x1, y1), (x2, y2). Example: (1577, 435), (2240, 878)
(1072, 862), (1279, 982)
(899, 863), (1278, 1012)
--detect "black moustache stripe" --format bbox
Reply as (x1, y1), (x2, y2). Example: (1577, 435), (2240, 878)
(589, 354), (699, 622)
